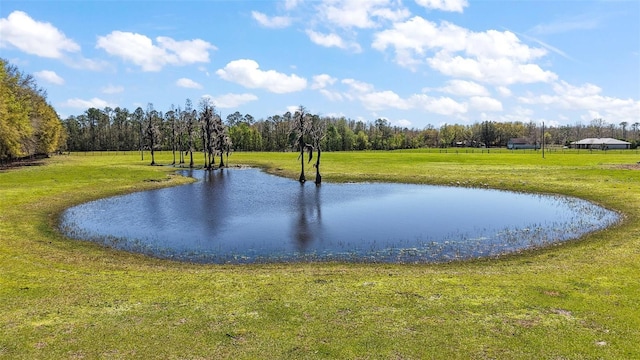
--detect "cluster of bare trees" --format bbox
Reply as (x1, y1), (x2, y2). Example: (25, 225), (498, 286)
(64, 99), (232, 168)
(291, 106), (325, 184)
(1, 59), (65, 162)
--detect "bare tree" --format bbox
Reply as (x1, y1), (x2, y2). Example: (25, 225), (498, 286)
(590, 118), (606, 138)
(310, 115), (326, 185)
(291, 106), (313, 183)
(620, 121), (628, 140)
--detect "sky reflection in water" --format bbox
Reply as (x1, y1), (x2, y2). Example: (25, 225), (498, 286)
(60, 168), (619, 263)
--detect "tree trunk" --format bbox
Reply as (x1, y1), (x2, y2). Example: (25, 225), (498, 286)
(150, 144), (155, 165)
(314, 147), (321, 185)
(299, 138), (306, 183)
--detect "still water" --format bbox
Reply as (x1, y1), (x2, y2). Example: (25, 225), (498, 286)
(60, 168), (619, 263)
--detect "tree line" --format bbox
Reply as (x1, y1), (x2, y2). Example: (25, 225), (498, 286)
(63, 103), (640, 154)
(0, 59), (66, 162)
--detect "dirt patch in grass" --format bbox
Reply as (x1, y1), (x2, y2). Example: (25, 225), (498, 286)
(0, 157), (47, 171)
(611, 163), (640, 170)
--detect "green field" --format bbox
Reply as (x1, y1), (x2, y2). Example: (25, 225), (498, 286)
(1, 150), (639, 359)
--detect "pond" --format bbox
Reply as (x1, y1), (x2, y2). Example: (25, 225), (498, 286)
(59, 168), (620, 264)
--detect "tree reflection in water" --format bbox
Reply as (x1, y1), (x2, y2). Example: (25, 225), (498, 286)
(292, 183), (323, 251)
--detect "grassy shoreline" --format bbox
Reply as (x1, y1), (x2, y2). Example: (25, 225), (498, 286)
(1, 150), (639, 359)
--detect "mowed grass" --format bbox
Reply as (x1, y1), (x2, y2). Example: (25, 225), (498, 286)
(1, 150), (639, 359)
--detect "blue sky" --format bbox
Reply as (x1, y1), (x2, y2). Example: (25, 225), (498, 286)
(1, 0), (638, 129)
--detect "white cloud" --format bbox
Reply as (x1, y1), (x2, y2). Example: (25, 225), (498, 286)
(409, 94), (468, 115)
(372, 17), (467, 68)
(34, 70), (64, 85)
(415, 0), (469, 13)
(394, 119), (412, 128)
(439, 80), (488, 96)
(317, 0), (410, 29)
(311, 74), (337, 89)
(373, 16), (556, 85)
(305, 30), (361, 52)
(203, 93), (258, 108)
(156, 37), (214, 64)
(339, 77), (469, 116)
(312, 75), (344, 101)
(360, 90), (411, 110)
(64, 57), (110, 71)
(101, 85), (124, 94)
(427, 52), (557, 85)
(342, 78), (375, 93)
(494, 106), (534, 123)
(176, 78), (203, 89)
(252, 11), (292, 28)
(60, 97), (115, 109)
(306, 30), (345, 48)
(285, 0), (301, 10)
(319, 89), (345, 101)
(496, 86), (512, 97)
(0, 11), (80, 58)
(518, 80), (640, 122)
(96, 31), (215, 71)
(216, 59), (307, 94)
(469, 96), (503, 112)
(465, 29), (547, 62)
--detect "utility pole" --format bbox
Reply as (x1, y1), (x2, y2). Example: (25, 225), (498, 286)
(542, 121), (545, 159)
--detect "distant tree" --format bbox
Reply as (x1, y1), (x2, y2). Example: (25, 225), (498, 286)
(590, 118), (606, 138)
(182, 99), (197, 168)
(112, 107), (130, 150)
(165, 106), (178, 165)
(439, 124), (455, 147)
(355, 130), (370, 150)
(217, 121), (232, 167)
(132, 107), (145, 160)
(620, 121), (628, 140)
(174, 105), (185, 164)
(225, 111), (243, 127)
(199, 100), (216, 169)
(145, 103), (161, 165)
(482, 121), (497, 148)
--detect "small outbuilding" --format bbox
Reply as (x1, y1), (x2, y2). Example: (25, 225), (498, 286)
(569, 138), (631, 150)
(507, 138), (539, 150)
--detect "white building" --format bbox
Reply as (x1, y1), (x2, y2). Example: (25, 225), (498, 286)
(570, 138), (631, 150)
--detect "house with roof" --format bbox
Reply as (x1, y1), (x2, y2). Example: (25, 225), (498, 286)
(569, 138), (631, 150)
(507, 138), (539, 150)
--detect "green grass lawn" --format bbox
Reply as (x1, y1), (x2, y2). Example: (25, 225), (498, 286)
(1, 150), (639, 359)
